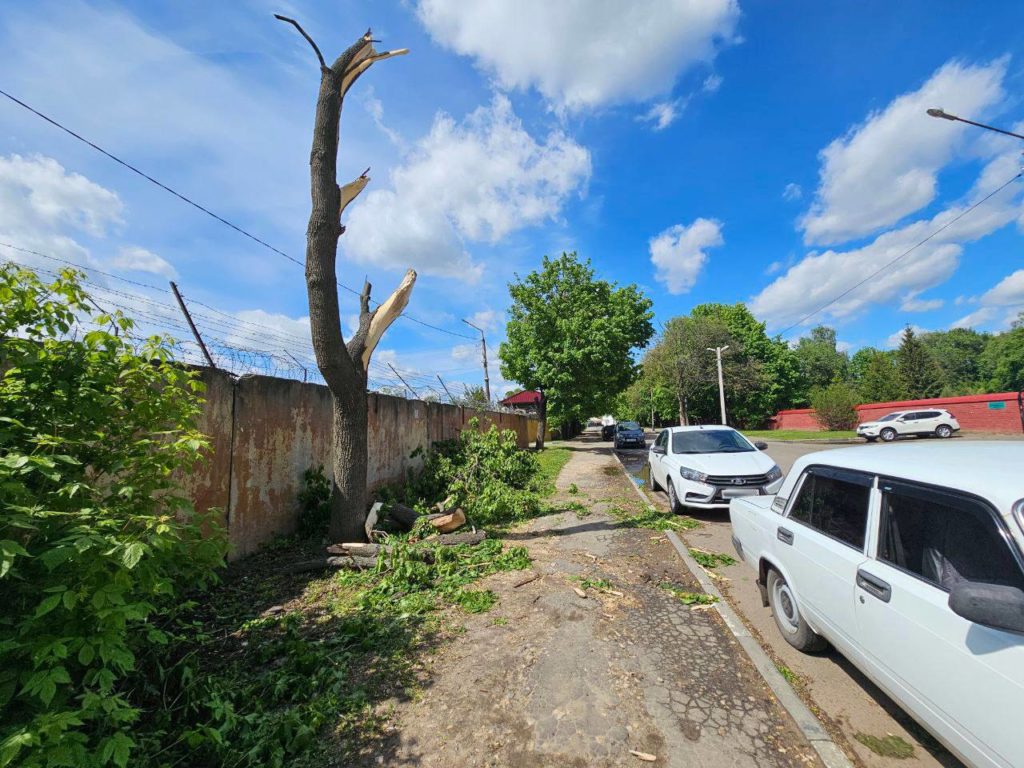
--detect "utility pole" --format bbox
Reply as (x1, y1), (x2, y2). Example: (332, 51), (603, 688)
(387, 362), (419, 399)
(707, 345), (729, 425)
(462, 319), (491, 403)
(169, 281), (216, 369)
(927, 108), (1024, 141)
(436, 374), (455, 403)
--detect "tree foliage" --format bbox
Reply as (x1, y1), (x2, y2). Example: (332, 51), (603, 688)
(896, 326), (943, 399)
(979, 314), (1024, 393)
(858, 350), (904, 403)
(0, 265), (225, 767)
(499, 253), (654, 428)
(920, 327), (991, 395)
(793, 325), (849, 394)
(810, 382), (861, 430)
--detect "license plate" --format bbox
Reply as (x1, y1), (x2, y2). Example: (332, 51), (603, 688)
(721, 488), (758, 498)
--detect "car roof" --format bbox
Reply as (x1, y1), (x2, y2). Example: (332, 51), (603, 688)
(661, 424), (736, 433)
(792, 442), (1024, 513)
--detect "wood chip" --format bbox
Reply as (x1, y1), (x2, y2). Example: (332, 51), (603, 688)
(629, 750), (657, 762)
(513, 572), (541, 588)
(573, 587), (587, 599)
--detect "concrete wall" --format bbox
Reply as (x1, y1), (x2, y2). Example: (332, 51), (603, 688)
(772, 391), (1023, 433)
(185, 369), (535, 559)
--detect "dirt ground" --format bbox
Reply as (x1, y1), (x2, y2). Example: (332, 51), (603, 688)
(360, 435), (823, 768)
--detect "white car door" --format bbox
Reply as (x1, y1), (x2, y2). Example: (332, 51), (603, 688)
(854, 480), (1024, 768)
(650, 430), (669, 488)
(777, 466), (873, 653)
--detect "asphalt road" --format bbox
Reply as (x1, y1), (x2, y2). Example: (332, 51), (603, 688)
(615, 435), (965, 768)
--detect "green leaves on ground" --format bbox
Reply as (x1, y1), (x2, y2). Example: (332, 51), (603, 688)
(688, 549), (737, 569)
(0, 265), (226, 768)
(608, 503), (700, 531)
(659, 584), (718, 606)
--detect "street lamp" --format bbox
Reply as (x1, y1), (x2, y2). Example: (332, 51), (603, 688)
(461, 319), (491, 403)
(926, 108), (1024, 141)
(707, 345), (729, 425)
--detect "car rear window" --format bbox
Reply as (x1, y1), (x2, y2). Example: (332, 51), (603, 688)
(788, 467), (871, 550)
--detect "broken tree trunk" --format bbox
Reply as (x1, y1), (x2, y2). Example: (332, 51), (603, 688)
(276, 15), (412, 543)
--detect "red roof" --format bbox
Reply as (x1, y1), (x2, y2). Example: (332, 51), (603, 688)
(500, 389), (542, 406)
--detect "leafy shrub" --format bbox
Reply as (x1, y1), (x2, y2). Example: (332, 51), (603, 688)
(401, 420), (543, 526)
(0, 266), (226, 767)
(297, 465), (331, 538)
(810, 382), (861, 430)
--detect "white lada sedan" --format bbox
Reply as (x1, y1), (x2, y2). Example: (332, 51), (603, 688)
(648, 425), (783, 511)
(729, 442), (1024, 768)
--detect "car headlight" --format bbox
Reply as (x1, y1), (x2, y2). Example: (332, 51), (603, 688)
(765, 464), (783, 482)
(679, 466), (709, 483)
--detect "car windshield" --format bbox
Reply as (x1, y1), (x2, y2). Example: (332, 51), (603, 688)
(878, 413), (902, 422)
(618, 422), (641, 431)
(671, 430), (754, 454)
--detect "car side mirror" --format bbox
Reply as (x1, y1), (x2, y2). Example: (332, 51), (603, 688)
(651, 445), (666, 455)
(948, 581), (1024, 634)
(754, 441), (768, 450)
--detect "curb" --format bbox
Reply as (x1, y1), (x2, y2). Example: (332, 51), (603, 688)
(610, 449), (854, 768)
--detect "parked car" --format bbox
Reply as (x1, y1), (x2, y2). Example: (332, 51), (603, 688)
(600, 423), (616, 441)
(729, 442), (1024, 768)
(856, 408), (959, 442)
(614, 421), (646, 449)
(648, 426), (782, 511)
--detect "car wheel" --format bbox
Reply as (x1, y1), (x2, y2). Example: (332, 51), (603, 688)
(649, 467), (662, 492)
(880, 427), (897, 442)
(666, 479), (681, 513)
(935, 424), (953, 439)
(766, 569), (827, 653)
(864, 437), (877, 443)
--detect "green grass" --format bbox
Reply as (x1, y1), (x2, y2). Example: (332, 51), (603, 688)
(854, 733), (915, 759)
(742, 429), (858, 441)
(534, 446), (573, 496)
(776, 663), (802, 687)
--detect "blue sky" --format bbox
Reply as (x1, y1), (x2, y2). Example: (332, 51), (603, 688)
(2, 0), (1023, 396)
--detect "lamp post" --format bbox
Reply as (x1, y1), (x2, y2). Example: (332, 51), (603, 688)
(461, 319), (491, 403)
(707, 345), (729, 425)
(926, 108), (1024, 141)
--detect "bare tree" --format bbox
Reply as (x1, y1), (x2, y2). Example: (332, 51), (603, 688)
(277, 16), (413, 541)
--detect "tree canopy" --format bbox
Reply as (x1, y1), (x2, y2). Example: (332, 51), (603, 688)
(499, 252), (654, 428)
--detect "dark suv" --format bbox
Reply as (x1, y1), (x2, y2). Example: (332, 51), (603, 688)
(614, 421), (646, 449)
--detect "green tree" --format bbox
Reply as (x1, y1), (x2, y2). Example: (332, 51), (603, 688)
(979, 314), (1024, 392)
(793, 325), (849, 393)
(810, 382), (861, 430)
(616, 369), (675, 426)
(690, 303), (801, 423)
(459, 385), (490, 408)
(920, 327), (991, 395)
(499, 253), (654, 444)
(849, 346), (880, 386)
(896, 326), (943, 399)
(0, 265), (226, 767)
(859, 351), (906, 402)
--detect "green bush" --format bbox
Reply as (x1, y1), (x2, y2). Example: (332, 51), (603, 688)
(297, 465), (331, 538)
(810, 382), (861, 430)
(0, 265), (226, 767)
(402, 420), (542, 526)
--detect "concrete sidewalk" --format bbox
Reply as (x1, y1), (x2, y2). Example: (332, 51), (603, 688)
(366, 436), (823, 767)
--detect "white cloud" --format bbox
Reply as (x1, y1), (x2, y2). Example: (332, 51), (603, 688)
(980, 269), (1024, 306)
(638, 100), (683, 131)
(344, 95), (590, 281)
(765, 260), (783, 275)
(835, 340), (853, 353)
(899, 293), (943, 312)
(451, 343), (479, 362)
(702, 74), (723, 93)
(752, 144), (1024, 329)
(362, 88), (405, 148)
(950, 307), (997, 330)
(799, 58), (1008, 245)
(468, 309), (500, 331)
(648, 218), (723, 294)
(782, 183), (802, 202)
(109, 246), (177, 279)
(415, 0), (739, 112)
(228, 309), (310, 348)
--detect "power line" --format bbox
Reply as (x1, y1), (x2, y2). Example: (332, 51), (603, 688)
(0, 88), (475, 340)
(777, 172), (1022, 336)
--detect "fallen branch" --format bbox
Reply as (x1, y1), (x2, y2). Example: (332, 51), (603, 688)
(285, 555), (378, 574)
(513, 572), (541, 588)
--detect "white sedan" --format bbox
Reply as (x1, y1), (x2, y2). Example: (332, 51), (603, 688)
(648, 425), (784, 511)
(730, 442), (1024, 768)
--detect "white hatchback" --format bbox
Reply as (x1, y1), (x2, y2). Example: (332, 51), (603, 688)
(730, 442), (1024, 768)
(856, 408), (960, 442)
(648, 425), (784, 511)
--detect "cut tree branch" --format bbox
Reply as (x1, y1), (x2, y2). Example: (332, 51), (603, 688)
(273, 14), (327, 70)
(359, 269), (417, 369)
(339, 170), (370, 219)
(340, 49), (410, 97)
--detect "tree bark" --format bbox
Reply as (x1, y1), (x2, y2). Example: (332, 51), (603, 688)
(678, 395), (689, 426)
(330, 387), (368, 541)
(536, 389), (547, 449)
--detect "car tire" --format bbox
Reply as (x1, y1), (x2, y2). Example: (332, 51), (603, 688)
(880, 427), (897, 442)
(864, 437), (877, 443)
(650, 468), (662, 492)
(666, 479), (681, 513)
(766, 569), (827, 653)
(935, 424), (953, 439)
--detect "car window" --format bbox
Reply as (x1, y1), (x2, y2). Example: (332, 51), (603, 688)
(655, 430), (668, 449)
(920, 411), (941, 419)
(619, 421), (641, 431)
(878, 413), (901, 422)
(788, 467), (872, 551)
(671, 430), (754, 454)
(877, 480), (1024, 592)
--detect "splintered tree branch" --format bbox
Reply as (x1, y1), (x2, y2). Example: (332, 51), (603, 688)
(340, 49), (410, 97)
(360, 269), (417, 369)
(339, 169), (370, 219)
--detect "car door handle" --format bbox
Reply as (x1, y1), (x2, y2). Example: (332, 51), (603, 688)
(777, 527), (794, 545)
(857, 569), (892, 603)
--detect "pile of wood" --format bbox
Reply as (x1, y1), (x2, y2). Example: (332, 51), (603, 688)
(366, 495), (467, 538)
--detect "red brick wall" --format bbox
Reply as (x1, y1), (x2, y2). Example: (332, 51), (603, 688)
(773, 392), (1022, 434)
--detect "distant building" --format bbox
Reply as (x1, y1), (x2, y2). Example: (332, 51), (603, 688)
(500, 389), (543, 414)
